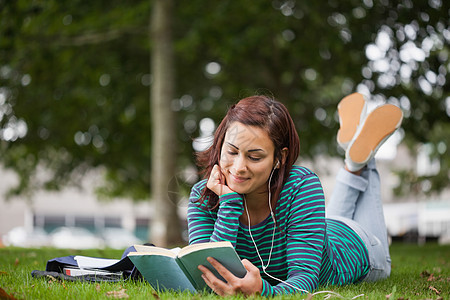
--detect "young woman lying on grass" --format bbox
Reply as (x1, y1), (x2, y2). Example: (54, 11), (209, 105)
(187, 93), (403, 296)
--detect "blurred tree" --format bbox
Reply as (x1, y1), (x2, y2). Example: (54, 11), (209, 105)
(0, 0), (152, 200)
(0, 0), (448, 242)
(172, 0), (449, 196)
(150, 0), (182, 246)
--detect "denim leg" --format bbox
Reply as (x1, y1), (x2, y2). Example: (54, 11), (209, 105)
(352, 159), (390, 267)
(326, 159), (391, 281)
(326, 167), (368, 219)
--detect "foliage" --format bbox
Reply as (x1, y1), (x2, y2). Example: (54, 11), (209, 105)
(0, 243), (449, 299)
(0, 0), (448, 200)
(0, 0), (151, 199)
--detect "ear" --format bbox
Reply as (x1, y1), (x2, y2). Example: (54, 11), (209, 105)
(280, 147), (288, 166)
(274, 160), (280, 169)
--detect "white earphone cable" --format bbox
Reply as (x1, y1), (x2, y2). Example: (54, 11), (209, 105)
(244, 166), (308, 293)
(242, 163), (364, 298)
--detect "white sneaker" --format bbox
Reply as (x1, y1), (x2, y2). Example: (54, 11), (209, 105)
(345, 104), (403, 172)
(337, 93), (367, 151)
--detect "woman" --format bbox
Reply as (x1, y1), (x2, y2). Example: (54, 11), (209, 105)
(187, 94), (403, 296)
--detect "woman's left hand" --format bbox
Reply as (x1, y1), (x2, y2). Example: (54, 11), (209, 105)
(198, 257), (263, 296)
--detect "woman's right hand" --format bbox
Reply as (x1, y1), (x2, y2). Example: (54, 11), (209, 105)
(207, 164), (234, 196)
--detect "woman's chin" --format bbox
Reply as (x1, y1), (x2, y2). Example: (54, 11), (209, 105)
(227, 183), (250, 195)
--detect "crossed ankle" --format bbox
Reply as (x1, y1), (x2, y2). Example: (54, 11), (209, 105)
(344, 164), (363, 175)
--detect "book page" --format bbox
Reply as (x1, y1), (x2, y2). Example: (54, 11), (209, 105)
(74, 256), (120, 269)
(63, 267), (122, 277)
(178, 241), (233, 258)
(128, 247), (177, 258)
(132, 244), (156, 252)
(133, 244), (181, 255)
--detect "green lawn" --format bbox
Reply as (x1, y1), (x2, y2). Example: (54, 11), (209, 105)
(0, 243), (448, 299)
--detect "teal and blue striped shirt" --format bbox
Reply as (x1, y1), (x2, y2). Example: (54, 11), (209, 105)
(187, 166), (370, 296)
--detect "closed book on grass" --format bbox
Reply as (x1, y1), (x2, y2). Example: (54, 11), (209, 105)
(127, 241), (247, 292)
(63, 267), (123, 277)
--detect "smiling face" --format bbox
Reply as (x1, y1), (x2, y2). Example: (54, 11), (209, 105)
(219, 121), (276, 197)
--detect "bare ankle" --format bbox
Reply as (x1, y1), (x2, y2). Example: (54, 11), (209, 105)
(345, 164), (363, 175)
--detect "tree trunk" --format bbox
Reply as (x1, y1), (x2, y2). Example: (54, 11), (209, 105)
(149, 0), (181, 247)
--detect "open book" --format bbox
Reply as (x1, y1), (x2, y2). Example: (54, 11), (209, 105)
(127, 241), (247, 292)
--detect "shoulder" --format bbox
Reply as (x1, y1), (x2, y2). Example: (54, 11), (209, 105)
(280, 166), (325, 223)
(281, 165), (324, 198)
(285, 165), (321, 186)
(289, 165), (317, 177)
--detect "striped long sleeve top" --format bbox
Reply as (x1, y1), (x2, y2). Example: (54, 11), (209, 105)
(187, 166), (370, 296)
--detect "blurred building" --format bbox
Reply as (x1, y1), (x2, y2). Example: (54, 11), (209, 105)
(0, 168), (153, 246)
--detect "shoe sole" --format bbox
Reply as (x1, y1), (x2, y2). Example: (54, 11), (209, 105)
(337, 93), (366, 148)
(348, 104), (403, 164)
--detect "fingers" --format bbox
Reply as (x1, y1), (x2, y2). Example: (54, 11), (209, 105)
(207, 164), (232, 196)
(241, 259), (259, 273)
(212, 164), (220, 175)
(207, 257), (237, 284)
(198, 262), (229, 296)
(199, 257), (262, 296)
(206, 165), (221, 195)
(240, 259), (263, 295)
(198, 257), (240, 296)
(211, 164), (224, 182)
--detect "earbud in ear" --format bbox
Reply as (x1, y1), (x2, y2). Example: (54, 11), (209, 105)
(275, 160), (280, 169)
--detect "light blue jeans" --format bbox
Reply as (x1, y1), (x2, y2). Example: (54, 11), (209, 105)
(326, 159), (391, 281)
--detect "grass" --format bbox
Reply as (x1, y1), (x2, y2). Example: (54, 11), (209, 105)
(0, 243), (448, 299)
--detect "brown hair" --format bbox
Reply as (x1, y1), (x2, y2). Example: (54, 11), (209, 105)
(196, 95), (300, 210)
